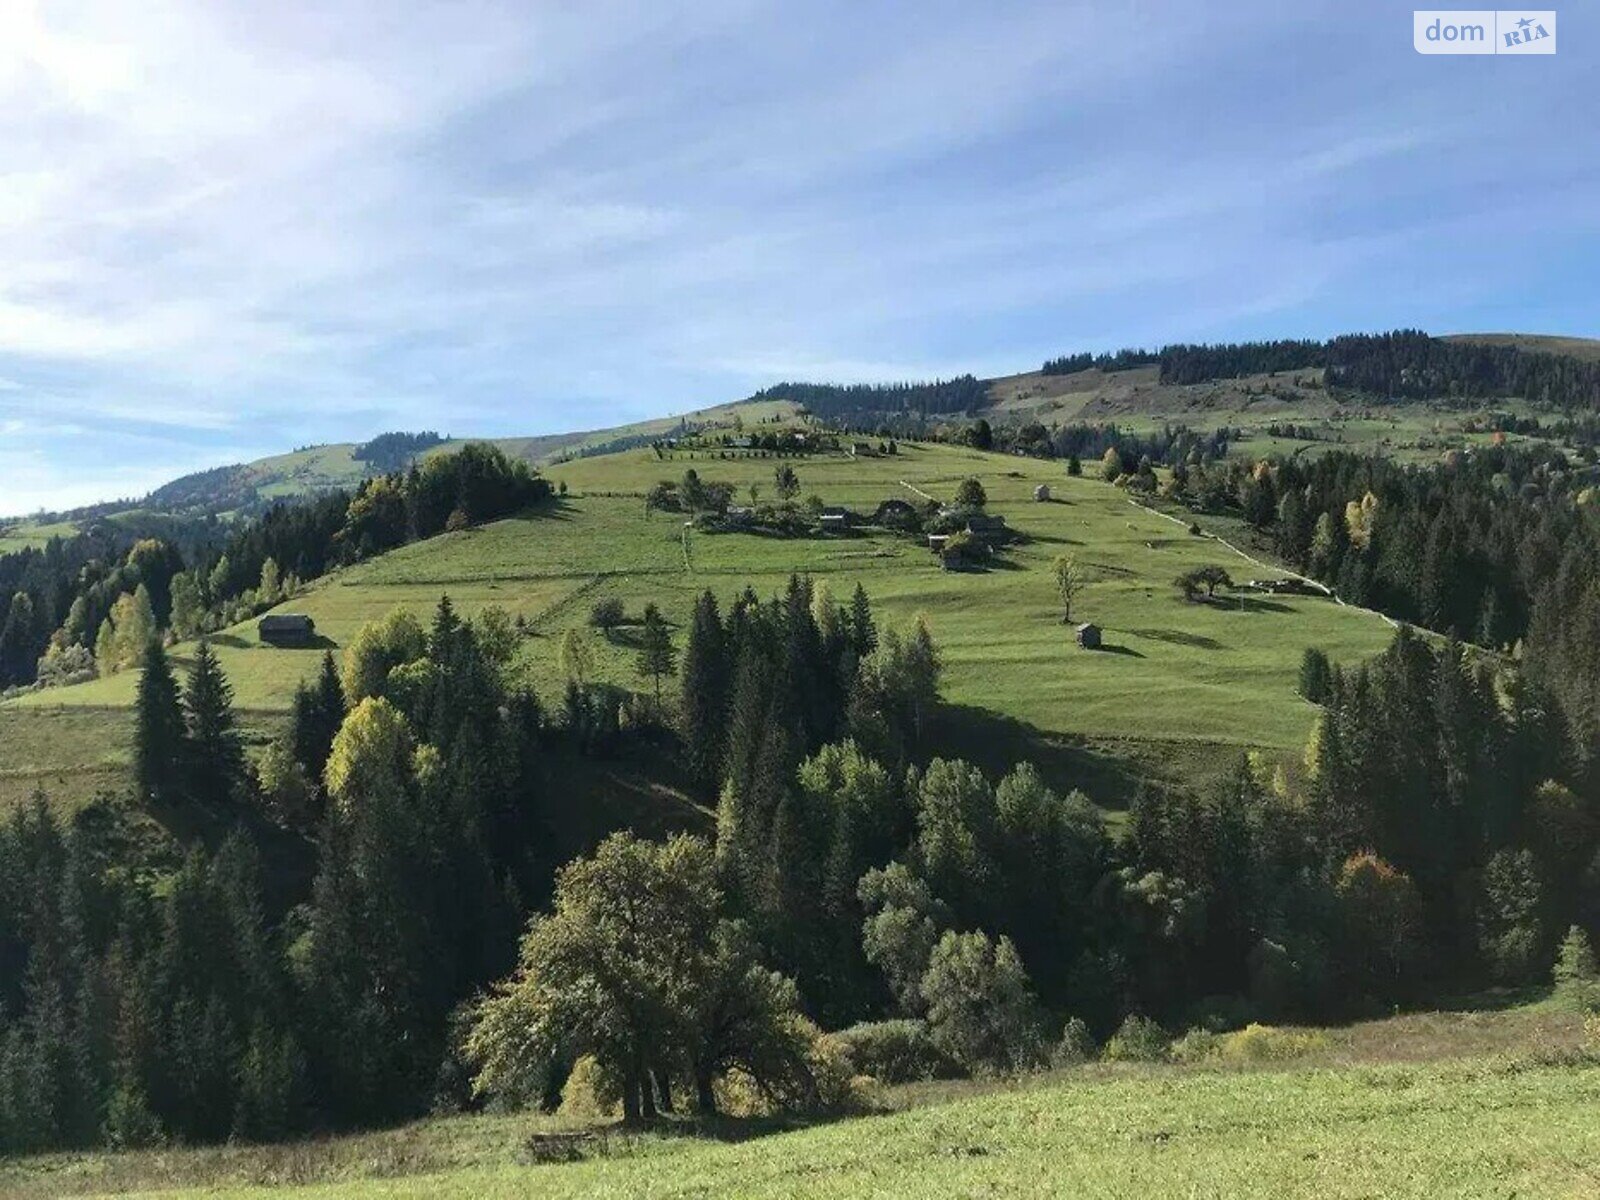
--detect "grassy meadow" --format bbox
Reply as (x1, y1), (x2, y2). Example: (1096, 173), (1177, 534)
(3, 1001), (1595, 1199)
(2, 439), (1399, 810)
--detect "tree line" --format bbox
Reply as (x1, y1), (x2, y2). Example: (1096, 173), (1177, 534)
(1034, 330), (1600, 411)
(743, 377), (989, 421)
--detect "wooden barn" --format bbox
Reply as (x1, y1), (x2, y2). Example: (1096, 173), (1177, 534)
(258, 613), (316, 647)
(1034, 483), (1051, 501)
(1074, 622), (1102, 650)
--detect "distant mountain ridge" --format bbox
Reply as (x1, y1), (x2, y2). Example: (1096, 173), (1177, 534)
(15, 329), (1599, 525)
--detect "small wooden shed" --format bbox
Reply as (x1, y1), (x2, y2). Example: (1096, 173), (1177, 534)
(1074, 622), (1102, 650)
(259, 614), (316, 647)
(1034, 483), (1051, 501)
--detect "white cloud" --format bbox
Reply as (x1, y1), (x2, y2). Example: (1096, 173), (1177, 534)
(0, 0), (1595, 513)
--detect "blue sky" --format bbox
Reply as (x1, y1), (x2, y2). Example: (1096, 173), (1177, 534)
(1, 1), (1596, 513)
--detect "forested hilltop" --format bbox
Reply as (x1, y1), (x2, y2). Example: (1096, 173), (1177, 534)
(749, 330), (1600, 422)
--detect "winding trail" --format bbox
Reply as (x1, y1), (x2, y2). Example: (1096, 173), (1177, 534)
(1124, 495), (1399, 630)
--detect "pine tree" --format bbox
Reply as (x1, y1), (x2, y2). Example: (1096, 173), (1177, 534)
(1552, 925), (1599, 1010)
(680, 591), (730, 790)
(134, 641), (187, 807)
(1298, 647), (1333, 703)
(847, 584), (877, 658)
(182, 641), (245, 808)
(288, 654), (347, 819)
(0, 592), (39, 687)
(636, 603), (677, 709)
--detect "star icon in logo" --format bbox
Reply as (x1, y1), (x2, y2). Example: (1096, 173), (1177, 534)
(1517, 16), (1533, 29)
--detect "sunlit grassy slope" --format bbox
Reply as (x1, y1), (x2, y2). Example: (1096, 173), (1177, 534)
(5, 1001), (1596, 1200)
(3, 440), (1396, 809)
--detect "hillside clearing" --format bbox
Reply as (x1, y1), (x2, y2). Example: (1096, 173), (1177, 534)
(3, 441), (1395, 809)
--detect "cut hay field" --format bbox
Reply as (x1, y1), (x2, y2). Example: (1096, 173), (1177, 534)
(2, 440), (1396, 810)
(4, 1002), (1594, 1200)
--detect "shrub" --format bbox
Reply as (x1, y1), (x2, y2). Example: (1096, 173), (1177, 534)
(1183, 994), (1256, 1034)
(1051, 1017), (1097, 1067)
(589, 597), (626, 632)
(832, 1020), (959, 1083)
(1170, 1028), (1222, 1063)
(1102, 1015), (1169, 1063)
(558, 1055), (619, 1118)
(1221, 1023), (1330, 1063)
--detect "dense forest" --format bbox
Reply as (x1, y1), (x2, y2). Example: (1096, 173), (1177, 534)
(351, 431), (447, 473)
(1039, 348), (1162, 375)
(745, 376), (988, 420)
(755, 331), (1600, 427)
(1030, 331), (1600, 411)
(0, 444), (549, 692)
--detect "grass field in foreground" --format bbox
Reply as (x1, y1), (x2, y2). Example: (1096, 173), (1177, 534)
(4, 1003), (1594, 1200)
(2, 440), (1398, 809)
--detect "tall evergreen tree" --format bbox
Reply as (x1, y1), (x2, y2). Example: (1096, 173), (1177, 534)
(636, 602), (678, 709)
(182, 641), (246, 808)
(847, 583), (877, 658)
(134, 641), (187, 807)
(680, 591), (730, 790)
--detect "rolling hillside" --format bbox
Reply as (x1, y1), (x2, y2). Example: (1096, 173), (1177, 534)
(2, 438), (1396, 811)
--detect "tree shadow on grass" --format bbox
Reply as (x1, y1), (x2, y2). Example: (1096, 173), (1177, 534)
(1130, 628), (1222, 650)
(1095, 643), (1144, 657)
(524, 1108), (874, 1163)
(924, 705), (1157, 812)
(1214, 594), (1294, 615)
(1023, 532), (1085, 547)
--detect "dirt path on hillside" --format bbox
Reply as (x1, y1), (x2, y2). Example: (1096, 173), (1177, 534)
(1125, 495), (1399, 630)
(899, 480), (939, 503)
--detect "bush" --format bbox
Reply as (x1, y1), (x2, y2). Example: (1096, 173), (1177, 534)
(589, 597), (626, 632)
(1220, 1023), (1330, 1063)
(558, 1055), (619, 1118)
(1170, 1028), (1222, 1063)
(1051, 1017), (1097, 1067)
(1183, 994), (1256, 1034)
(1169, 1022), (1329, 1066)
(1102, 1015), (1170, 1063)
(833, 1020), (959, 1083)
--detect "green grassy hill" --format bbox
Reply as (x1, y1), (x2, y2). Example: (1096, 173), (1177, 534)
(4, 1001), (1594, 1199)
(3, 439), (1396, 811)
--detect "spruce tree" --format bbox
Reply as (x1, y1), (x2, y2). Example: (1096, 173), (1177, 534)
(291, 652), (347, 783)
(680, 591), (730, 790)
(847, 583), (877, 658)
(636, 603), (677, 710)
(182, 641), (245, 808)
(0, 592), (39, 687)
(1553, 924), (1599, 1010)
(134, 641), (187, 807)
